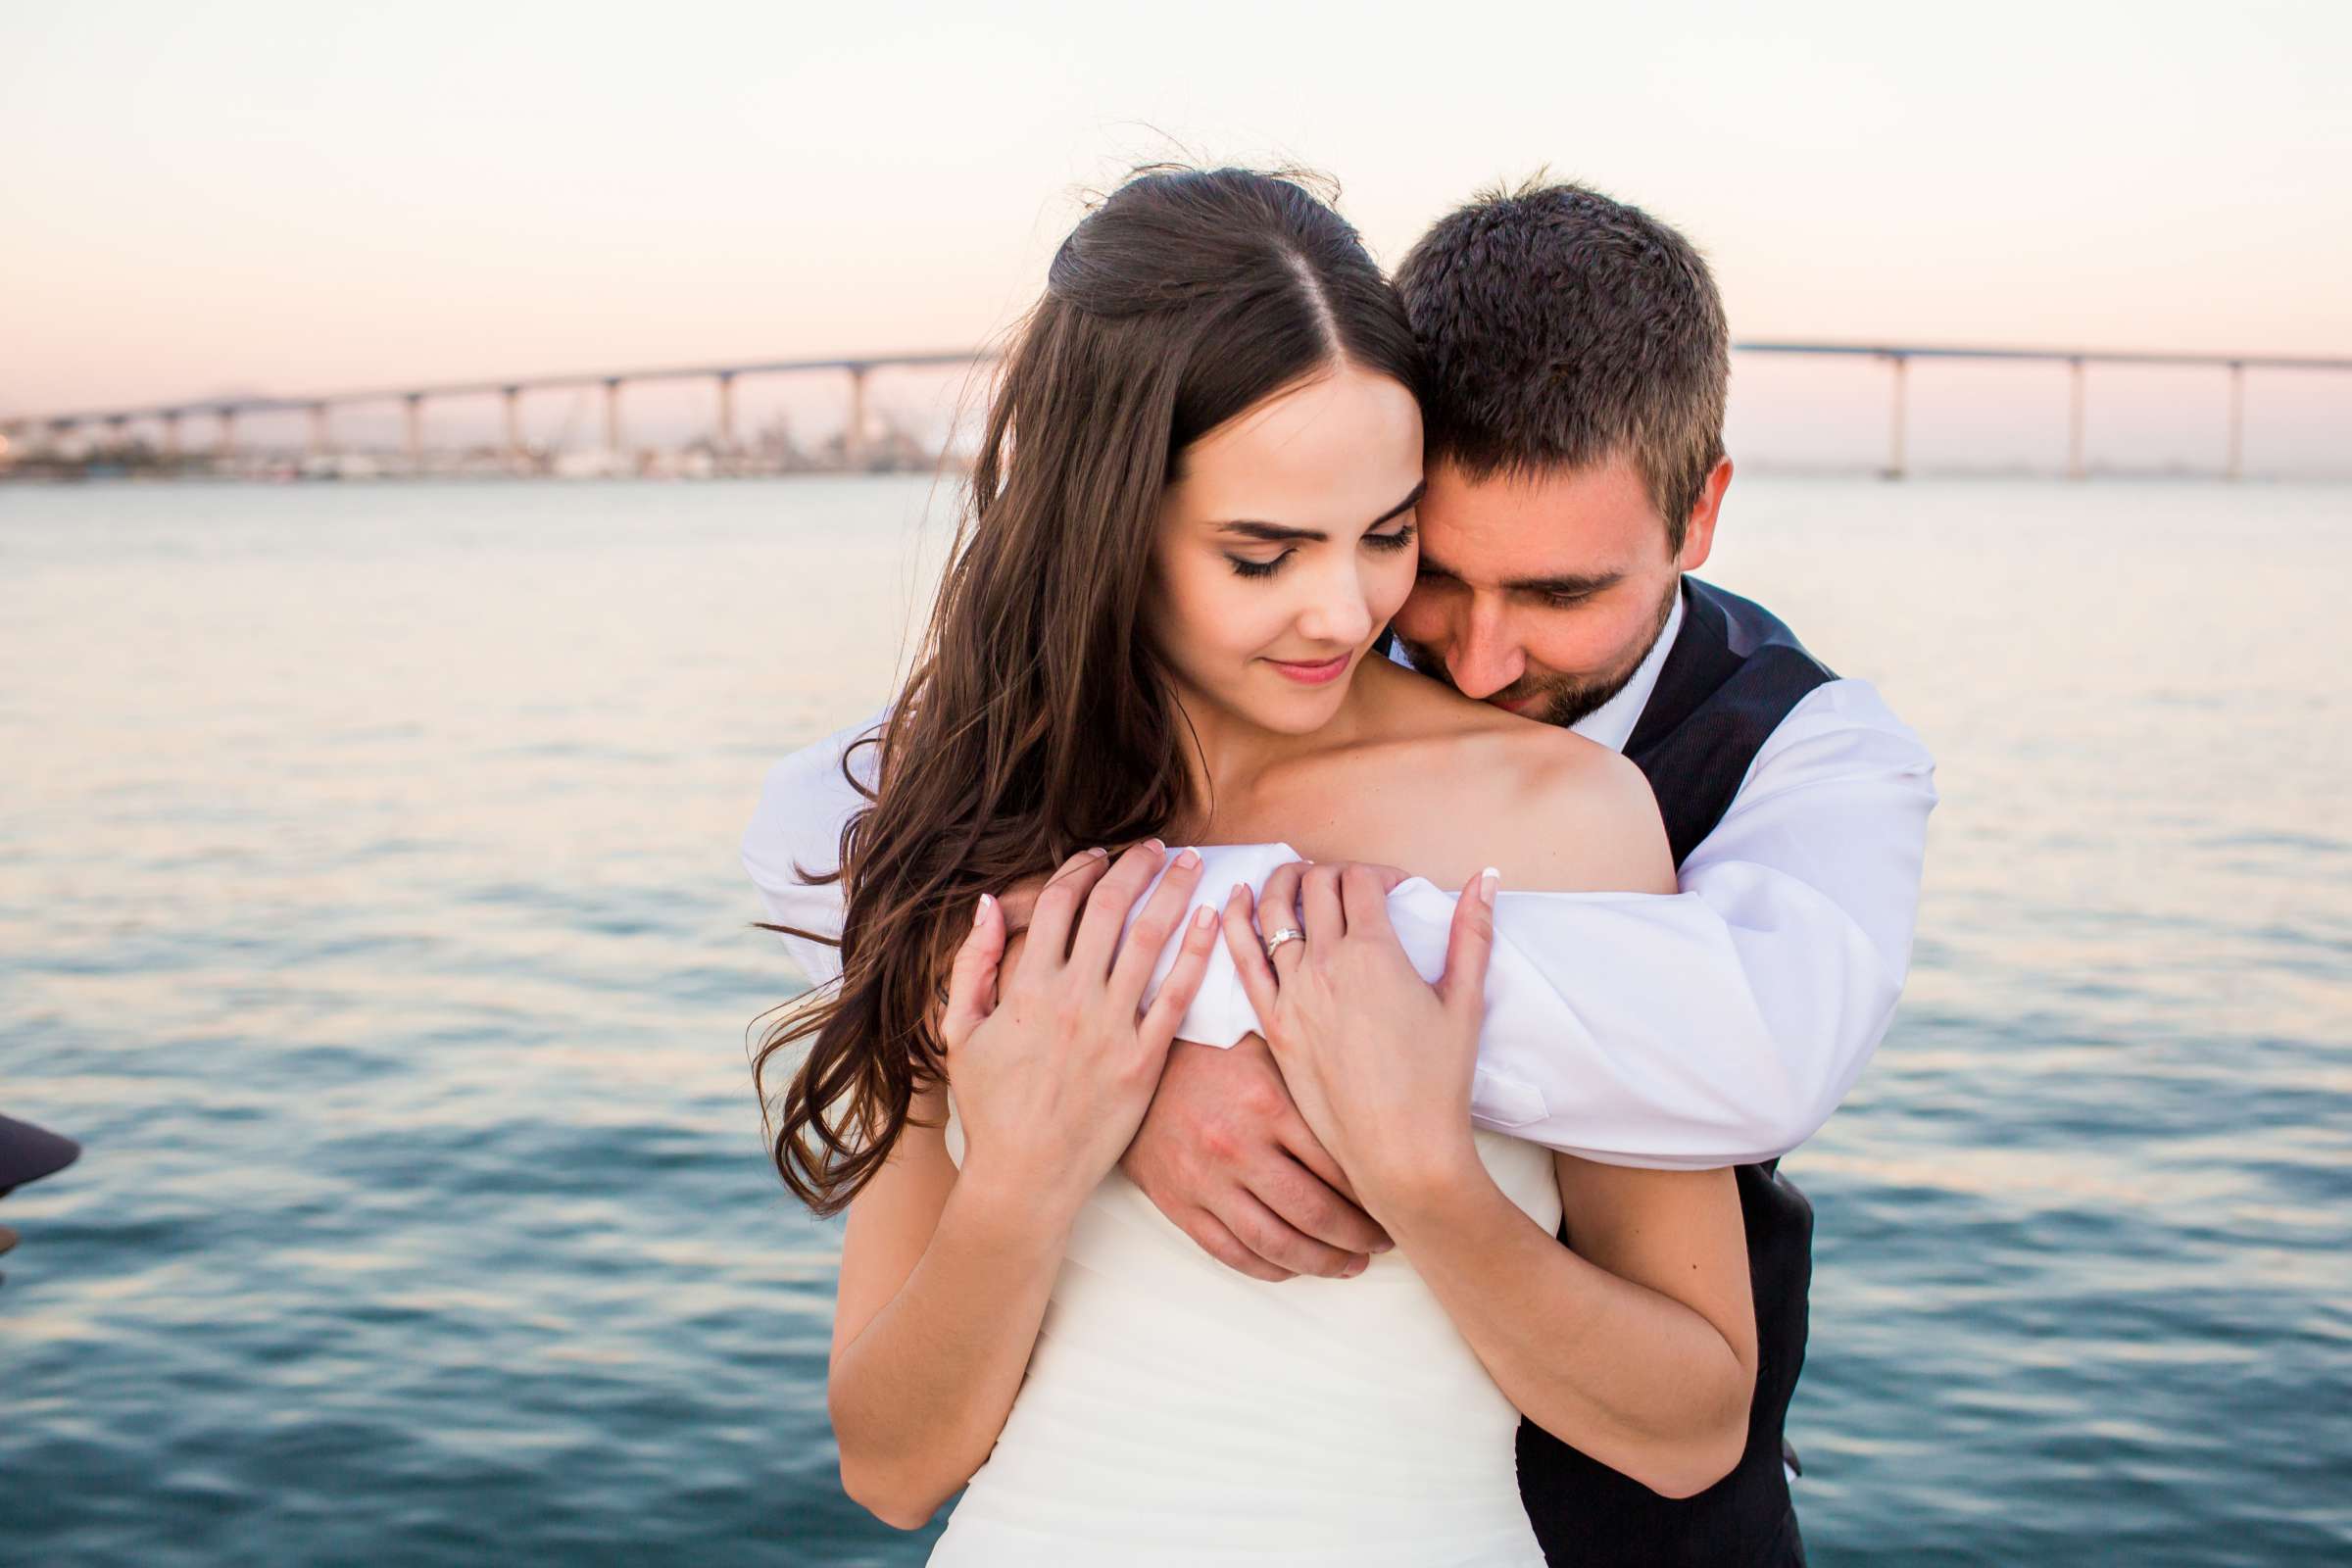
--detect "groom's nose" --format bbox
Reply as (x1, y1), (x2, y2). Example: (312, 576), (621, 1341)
(1445, 599), (1526, 700)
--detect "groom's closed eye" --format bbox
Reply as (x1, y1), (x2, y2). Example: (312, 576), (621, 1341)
(1411, 558), (1626, 608)
(1511, 571), (1625, 609)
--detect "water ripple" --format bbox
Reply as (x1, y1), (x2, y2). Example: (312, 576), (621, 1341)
(3, 477), (2347, 1566)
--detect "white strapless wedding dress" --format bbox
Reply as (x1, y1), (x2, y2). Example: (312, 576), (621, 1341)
(925, 845), (1564, 1566)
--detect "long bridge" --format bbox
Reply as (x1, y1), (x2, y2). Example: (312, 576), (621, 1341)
(0, 351), (988, 476)
(4, 342), (2347, 480)
(1738, 342), (2351, 481)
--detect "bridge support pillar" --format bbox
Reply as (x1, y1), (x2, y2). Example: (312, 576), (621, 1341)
(405, 393), (425, 468)
(715, 371), (737, 456)
(163, 411), (181, 459)
(504, 386), (525, 471)
(846, 365), (870, 470)
(2226, 362), (2245, 481)
(217, 408), (237, 463)
(1883, 354), (1908, 479)
(2066, 358), (2087, 480)
(309, 403), (330, 458)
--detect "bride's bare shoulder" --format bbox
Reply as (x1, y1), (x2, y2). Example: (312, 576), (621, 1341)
(1484, 725), (1674, 894)
(1353, 661), (1674, 895)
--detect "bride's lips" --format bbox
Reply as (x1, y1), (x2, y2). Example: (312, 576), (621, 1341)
(1265, 653), (1351, 686)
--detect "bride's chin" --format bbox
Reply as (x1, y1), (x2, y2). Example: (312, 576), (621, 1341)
(1169, 662), (1357, 740)
(1238, 674), (1355, 735)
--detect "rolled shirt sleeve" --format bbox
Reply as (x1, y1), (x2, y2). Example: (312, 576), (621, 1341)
(1462, 678), (1937, 1167)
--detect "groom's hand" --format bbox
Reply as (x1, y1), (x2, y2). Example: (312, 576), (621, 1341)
(1119, 1034), (1393, 1282)
(1225, 860), (1494, 1223)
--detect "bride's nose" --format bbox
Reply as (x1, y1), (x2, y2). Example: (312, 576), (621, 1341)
(1294, 561), (1374, 648)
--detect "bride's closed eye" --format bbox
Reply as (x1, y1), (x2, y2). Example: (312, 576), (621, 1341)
(1225, 521), (1416, 580)
(1225, 550), (1295, 579)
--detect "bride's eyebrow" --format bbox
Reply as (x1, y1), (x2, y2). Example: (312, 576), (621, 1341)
(1370, 479), (1428, 526)
(1213, 480), (1427, 542)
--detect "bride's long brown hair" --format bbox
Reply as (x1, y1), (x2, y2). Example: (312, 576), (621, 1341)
(753, 167), (1423, 1214)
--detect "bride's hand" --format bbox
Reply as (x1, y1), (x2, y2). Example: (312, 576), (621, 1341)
(1223, 861), (1498, 1221)
(938, 841), (1221, 1225)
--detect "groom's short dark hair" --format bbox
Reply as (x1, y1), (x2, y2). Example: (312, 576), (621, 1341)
(1396, 177), (1729, 550)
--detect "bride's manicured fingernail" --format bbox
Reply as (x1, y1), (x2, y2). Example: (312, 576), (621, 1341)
(1144, 837), (1165, 855)
(1480, 867), (1500, 903)
(1175, 847), (1200, 869)
(974, 892), (993, 926)
(1088, 846), (1109, 859)
(1191, 906), (1217, 931)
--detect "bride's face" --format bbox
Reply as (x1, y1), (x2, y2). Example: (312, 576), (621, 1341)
(1148, 364), (1425, 738)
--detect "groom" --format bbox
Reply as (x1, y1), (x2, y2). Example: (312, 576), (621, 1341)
(743, 179), (1936, 1566)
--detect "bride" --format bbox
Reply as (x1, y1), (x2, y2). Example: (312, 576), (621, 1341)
(755, 167), (1754, 1565)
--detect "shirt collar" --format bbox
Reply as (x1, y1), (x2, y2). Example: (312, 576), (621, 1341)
(1570, 581), (1685, 755)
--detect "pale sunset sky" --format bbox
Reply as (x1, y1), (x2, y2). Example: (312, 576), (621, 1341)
(4, 0), (2347, 466)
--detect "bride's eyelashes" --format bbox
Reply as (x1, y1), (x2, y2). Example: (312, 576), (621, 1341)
(1224, 521), (1416, 580)
(1225, 550), (1293, 579)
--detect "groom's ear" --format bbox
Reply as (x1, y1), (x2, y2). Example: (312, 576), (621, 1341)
(1677, 457), (1734, 572)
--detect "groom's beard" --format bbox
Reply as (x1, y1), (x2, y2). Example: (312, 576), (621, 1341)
(1396, 580), (1677, 731)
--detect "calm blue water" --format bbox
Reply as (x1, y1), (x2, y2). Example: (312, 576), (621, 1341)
(2, 476), (2346, 1566)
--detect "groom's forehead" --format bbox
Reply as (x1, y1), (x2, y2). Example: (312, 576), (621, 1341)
(1418, 457), (1666, 565)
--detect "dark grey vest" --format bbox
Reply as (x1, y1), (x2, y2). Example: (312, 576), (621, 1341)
(1516, 575), (1833, 1568)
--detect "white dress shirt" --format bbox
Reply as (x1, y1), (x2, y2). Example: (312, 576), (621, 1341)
(741, 587), (1937, 1169)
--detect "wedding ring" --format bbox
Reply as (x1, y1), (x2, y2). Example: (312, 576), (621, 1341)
(1262, 927), (1306, 960)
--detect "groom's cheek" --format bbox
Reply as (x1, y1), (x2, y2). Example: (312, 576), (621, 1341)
(1392, 579), (1445, 638)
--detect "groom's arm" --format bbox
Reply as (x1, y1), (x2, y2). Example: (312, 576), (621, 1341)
(740, 713), (883, 988)
(1464, 678), (1936, 1168)
(1122, 677), (1933, 1280)
(745, 681), (1936, 1274)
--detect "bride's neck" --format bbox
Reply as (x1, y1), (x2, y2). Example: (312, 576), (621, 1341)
(1169, 667), (1382, 835)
